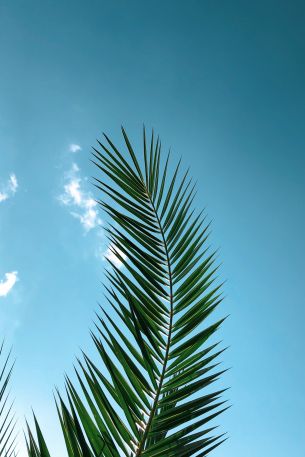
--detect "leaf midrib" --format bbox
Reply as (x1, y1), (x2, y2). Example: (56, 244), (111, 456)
(135, 192), (174, 456)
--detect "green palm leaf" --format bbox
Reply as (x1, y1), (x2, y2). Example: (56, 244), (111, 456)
(27, 127), (228, 456)
(0, 342), (17, 457)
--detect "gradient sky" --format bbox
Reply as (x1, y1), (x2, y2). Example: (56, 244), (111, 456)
(1, 1), (305, 455)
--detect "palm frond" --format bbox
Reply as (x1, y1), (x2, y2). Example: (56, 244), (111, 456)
(25, 415), (50, 457)
(0, 342), (17, 457)
(27, 127), (228, 456)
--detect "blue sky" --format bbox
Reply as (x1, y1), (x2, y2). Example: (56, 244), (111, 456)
(1, 0), (305, 455)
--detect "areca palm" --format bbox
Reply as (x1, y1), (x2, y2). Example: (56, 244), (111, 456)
(27, 127), (228, 456)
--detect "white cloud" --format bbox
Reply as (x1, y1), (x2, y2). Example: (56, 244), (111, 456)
(0, 174), (18, 203)
(63, 178), (82, 206)
(103, 243), (127, 269)
(58, 163), (102, 232)
(0, 271), (18, 297)
(0, 192), (8, 202)
(9, 174), (18, 192)
(69, 144), (82, 153)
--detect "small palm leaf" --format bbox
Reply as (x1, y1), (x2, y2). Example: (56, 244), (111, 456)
(25, 414), (51, 457)
(27, 127), (228, 456)
(0, 342), (17, 457)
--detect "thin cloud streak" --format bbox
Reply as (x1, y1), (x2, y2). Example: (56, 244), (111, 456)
(69, 144), (82, 153)
(58, 163), (102, 232)
(0, 174), (18, 202)
(0, 271), (18, 297)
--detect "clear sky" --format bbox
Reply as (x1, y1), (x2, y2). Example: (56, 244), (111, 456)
(1, 1), (305, 455)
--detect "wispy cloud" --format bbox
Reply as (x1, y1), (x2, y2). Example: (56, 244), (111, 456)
(102, 243), (127, 269)
(0, 174), (18, 202)
(0, 271), (18, 297)
(69, 144), (82, 153)
(58, 163), (102, 232)
(59, 153), (126, 269)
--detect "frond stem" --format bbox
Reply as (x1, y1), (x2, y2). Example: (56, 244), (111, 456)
(135, 192), (174, 455)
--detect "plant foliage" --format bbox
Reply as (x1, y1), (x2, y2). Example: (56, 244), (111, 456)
(27, 128), (228, 456)
(0, 342), (16, 457)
